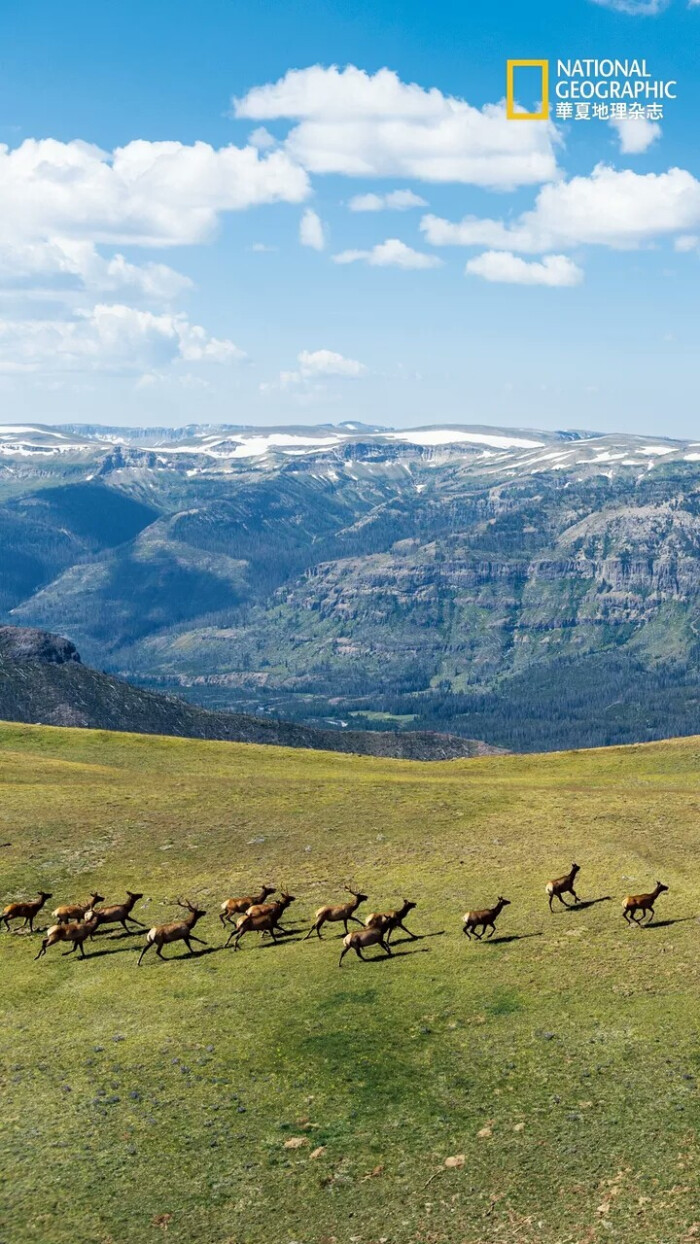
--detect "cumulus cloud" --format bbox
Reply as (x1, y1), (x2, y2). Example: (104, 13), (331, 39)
(0, 303), (245, 373)
(610, 115), (661, 154)
(333, 238), (442, 269)
(0, 137), (310, 249)
(262, 346), (366, 392)
(233, 65), (559, 189)
(421, 165), (700, 253)
(348, 189), (428, 211)
(0, 239), (191, 301)
(465, 251), (583, 286)
(299, 207), (326, 250)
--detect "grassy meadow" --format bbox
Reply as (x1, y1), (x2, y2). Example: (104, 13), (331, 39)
(0, 722), (699, 1244)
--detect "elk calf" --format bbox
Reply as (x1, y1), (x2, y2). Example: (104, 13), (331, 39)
(622, 881), (668, 926)
(219, 884), (275, 927)
(86, 891), (144, 934)
(35, 913), (99, 961)
(546, 863), (581, 912)
(52, 893), (104, 925)
(227, 892), (295, 950)
(365, 898), (417, 944)
(305, 886), (368, 939)
(339, 925), (392, 967)
(2, 891), (53, 933)
(463, 896), (511, 940)
(137, 899), (207, 965)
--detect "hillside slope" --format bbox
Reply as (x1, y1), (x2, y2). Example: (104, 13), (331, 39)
(4, 421), (700, 750)
(0, 626), (498, 760)
(1, 722), (699, 1244)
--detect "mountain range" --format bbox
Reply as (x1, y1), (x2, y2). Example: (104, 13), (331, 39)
(2, 419), (700, 752)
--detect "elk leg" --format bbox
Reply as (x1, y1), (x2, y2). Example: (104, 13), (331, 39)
(355, 947), (366, 960)
(571, 890), (580, 903)
(224, 929), (237, 948)
(463, 926), (472, 938)
(381, 940), (392, 957)
(126, 917), (146, 927)
(348, 916), (364, 926)
(338, 946), (349, 968)
(137, 942), (152, 966)
(77, 940), (87, 958)
(548, 895), (554, 912)
(398, 922), (417, 940)
(156, 945), (167, 959)
(304, 923), (318, 940)
(486, 923), (496, 938)
(63, 943), (78, 955)
(34, 940), (48, 960)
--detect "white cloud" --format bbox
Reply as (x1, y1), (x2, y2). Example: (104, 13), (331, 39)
(248, 127), (277, 150)
(0, 239), (191, 301)
(233, 64), (559, 189)
(298, 348), (366, 377)
(610, 115), (661, 154)
(250, 241), (277, 252)
(674, 234), (699, 251)
(0, 137), (310, 248)
(590, 0), (669, 12)
(333, 238), (442, 269)
(0, 304), (245, 373)
(421, 165), (700, 253)
(465, 251), (583, 286)
(261, 346), (366, 392)
(299, 207), (326, 250)
(348, 189), (428, 211)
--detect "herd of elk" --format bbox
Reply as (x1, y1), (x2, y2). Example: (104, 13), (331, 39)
(3, 862), (676, 969)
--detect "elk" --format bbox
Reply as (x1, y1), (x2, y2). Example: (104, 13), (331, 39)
(365, 898), (417, 944)
(546, 863), (581, 912)
(219, 884), (276, 927)
(226, 892), (296, 950)
(35, 913), (99, 961)
(137, 898), (207, 965)
(86, 891), (144, 934)
(339, 924), (392, 967)
(304, 885), (368, 940)
(2, 891), (53, 933)
(622, 881), (668, 925)
(52, 892), (105, 925)
(463, 896), (511, 940)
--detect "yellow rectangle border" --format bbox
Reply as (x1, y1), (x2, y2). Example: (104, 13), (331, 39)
(506, 59), (549, 120)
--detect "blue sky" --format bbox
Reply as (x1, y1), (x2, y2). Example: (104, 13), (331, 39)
(0, 0), (699, 436)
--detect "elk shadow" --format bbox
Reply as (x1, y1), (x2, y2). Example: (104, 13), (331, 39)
(97, 928), (144, 941)
(642, 915), (696, 930)
(362, 946), (430, 963)
(83, 944), (139, 960)
(392, 930), (446, 946)
(482, 931), (543, 945)
(164, 946), (221, 962)
(561, 897), (612, 913)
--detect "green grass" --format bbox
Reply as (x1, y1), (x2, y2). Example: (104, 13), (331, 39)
(1, 722), (699, 1244)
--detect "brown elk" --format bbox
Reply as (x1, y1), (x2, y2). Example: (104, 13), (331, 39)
(304, 885), (368, 940)
(365, 898), (417, 944)
(338, 924), (392, 967)
(2, 891), (53, 933)
(137, 898), (207, 965)
(219, 884), (276, 927)
(622, 881), (668, 925)
(463, 896), (511, 940)
(35, 913), (99, 961)
(52, 893), (105, 925)
(86, 891), (144, 934)
(546, 863), (581, 912)
(226, 892), (296, 950)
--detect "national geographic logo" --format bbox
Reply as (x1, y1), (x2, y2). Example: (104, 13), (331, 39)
(506, 59), (677, 122)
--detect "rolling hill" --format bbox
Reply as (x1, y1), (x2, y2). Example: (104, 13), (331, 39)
(0, 625), (498, 760)
(1, 721), (698, 1243)
(3, 420), (700, 751)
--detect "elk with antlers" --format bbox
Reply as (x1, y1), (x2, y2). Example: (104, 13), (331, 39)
(304, 885), (368, 940)
(137, 898), (207, 965)
(35, 912), (99, 961)
(365, 898), (417, 944)
(86, 891), (144, 934)
(2, 891), (53, 933)
(219, 884), (276, 927)
(463, 896), (511, 940)
(622, 880), (668, 926)
(226, 891), (296, 950)
(338, 924), (392, 967)
(52, 892), (105, 925)
(546, 863), (581, 912)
